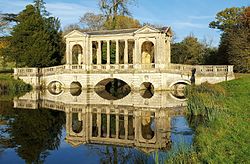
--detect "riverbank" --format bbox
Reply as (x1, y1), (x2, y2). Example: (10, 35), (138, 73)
(166, 74), (250, 163)
(0, 74), (32, 100)
(190, 74), (249, 163)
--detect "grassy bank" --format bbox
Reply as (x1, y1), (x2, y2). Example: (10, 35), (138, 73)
(182, 74), (250, 163)
(0, 74), (32, 100)
(166, 74), (250, 163)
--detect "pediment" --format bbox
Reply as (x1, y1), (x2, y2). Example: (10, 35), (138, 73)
(64, 30), (86, 38)
(134, 25), (160, 34)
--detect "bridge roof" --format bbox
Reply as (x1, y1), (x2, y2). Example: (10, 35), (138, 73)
(64, 25), (173, 38)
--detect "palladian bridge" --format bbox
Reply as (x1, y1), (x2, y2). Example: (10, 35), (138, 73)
(14, 25), (234, 90)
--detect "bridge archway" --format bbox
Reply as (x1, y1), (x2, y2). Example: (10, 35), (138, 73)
(141, 111), (155, 140)
(140, 82), (154, 98)
(72, 113), (83, 134)
(169, 80), (191, 92)
(141, 41), (155, 68)
(70, 82), (82, 96)
(72, 44), (83, 65)
(95, 78), (131, 100)
(47, 81), (63, 95)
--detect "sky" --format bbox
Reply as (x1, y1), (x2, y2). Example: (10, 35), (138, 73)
(0, 0), (249, 46)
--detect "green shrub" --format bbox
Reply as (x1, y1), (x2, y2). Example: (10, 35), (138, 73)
(0, 74), (32, 99)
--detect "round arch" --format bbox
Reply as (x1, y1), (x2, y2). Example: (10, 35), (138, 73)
(139, 82), (154, 99)
(47, 81), (64, 95)
(141, 111), (155, 140)
(169, 80), (191, 92)
(71, 112), (83, 134)
(141, 41), (155, 68)
(72, 44), (83, 65)
(169, 80), (191, 88)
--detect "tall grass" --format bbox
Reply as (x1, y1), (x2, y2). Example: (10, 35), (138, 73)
(186, 83), (226, 121)
(164, 143), (198, 164)
(164, 74), (250, 163)
(185, 75), (250, 163)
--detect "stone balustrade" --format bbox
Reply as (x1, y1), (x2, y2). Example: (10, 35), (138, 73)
(14, 67), (39, 76)
(14, 64), (234, 77)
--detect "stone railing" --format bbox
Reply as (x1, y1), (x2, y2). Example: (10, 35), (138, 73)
(14, 67), (39, 76)
(14, 63), (234, 77)
(168, 64), (234, 75)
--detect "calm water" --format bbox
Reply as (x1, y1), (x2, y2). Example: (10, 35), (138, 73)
(0, 88), (193, 163)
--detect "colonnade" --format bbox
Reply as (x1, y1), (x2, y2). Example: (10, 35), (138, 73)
(66, 107), (172, 152)
(90, 39), (135, 65)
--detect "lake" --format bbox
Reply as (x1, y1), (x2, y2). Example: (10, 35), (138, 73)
(0, 87), (193, 163)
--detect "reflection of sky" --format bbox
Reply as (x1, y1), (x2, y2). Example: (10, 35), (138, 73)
(171, 116), (194, 151)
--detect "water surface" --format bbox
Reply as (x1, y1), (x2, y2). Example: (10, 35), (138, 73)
(0, 88), (193, 163)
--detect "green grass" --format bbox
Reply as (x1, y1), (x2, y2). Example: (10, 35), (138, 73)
(0, 74), (32, 100)
(185, 74), (250, 163)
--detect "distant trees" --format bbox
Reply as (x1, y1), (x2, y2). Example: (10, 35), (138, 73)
(3, 0), (64, 68)
(79, 0), (139, 31)
(63, 23), (82, 35)
(171, 35), (217, 65)
(210, 7), (250, 72)
(80, 12), (105, 31)
(104, 15), (140, 29)
(99, 0), (136, 19)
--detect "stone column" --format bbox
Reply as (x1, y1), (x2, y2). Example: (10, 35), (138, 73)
(97, 112), (101, 137)
(134, 39), (139, 68)
(107, 40), (110, 64)
(116, 114), (119, 139)
(107, 112), (110, 138)
(66, 42), (70, 64)
(66, 112), (70, 135)
(116, 40), (119, 64)
(97, 41), (102, 65)
(124, 40), (128, 64)
(89, 41), (93, 65)
(125, 114), (128, 140)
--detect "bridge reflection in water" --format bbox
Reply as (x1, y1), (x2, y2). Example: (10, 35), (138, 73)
(14, 88), (187, 154)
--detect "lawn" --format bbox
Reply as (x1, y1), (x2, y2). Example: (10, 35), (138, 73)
(187, 74), (250, 163)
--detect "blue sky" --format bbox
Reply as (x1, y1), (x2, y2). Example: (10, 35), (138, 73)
(0, 0), (249, 46)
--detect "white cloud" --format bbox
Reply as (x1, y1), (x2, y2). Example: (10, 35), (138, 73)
(0, 0), (98, 27)
(46, 2), (97, 26)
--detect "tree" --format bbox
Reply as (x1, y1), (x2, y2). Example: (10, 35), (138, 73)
(104, 15), (140, 29)
(79, 12), (105, 31)
(209, 7), (245, 32)
(33, 0), (49, 16)
(210, 6), (250, 72)
(171, 35), (205, 65)
(99, 0), (135, 19)
(63, 23), (81, 35)
(4, 4), (64, 67)
(99, 0), (136, 29)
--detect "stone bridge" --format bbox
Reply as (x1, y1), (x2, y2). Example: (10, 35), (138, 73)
(14, 63), (234, 91)
(14, 26), (234, 90)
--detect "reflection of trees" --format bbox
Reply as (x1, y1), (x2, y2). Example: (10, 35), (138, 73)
(86, 145), (131, 163)
(87, 144), (155, 163)
(1, 107), (65, 163)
